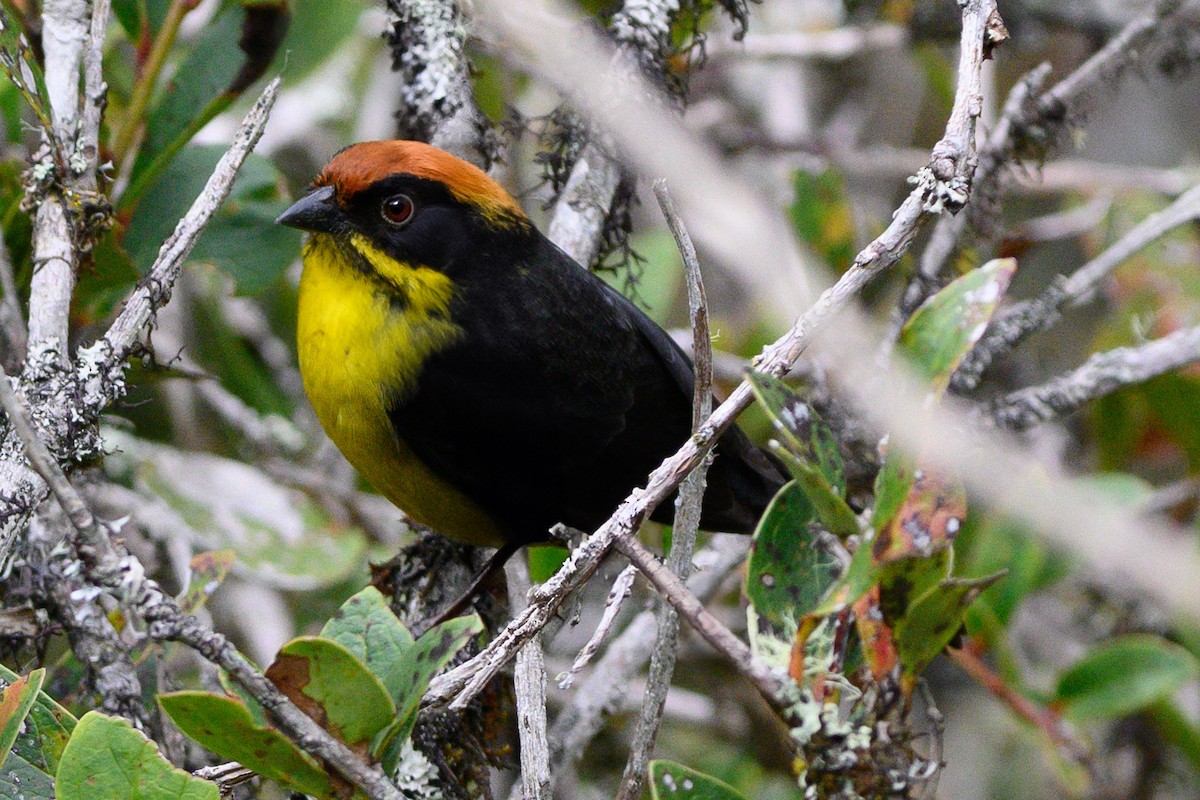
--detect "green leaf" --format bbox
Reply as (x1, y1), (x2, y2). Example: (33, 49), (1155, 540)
(320, 586), (415, 705)
(0, 4), (52, 133)
(178, 550), (236, 615)
(0, 669), (45, 759)
(747, 371), (844, 493)
(960, 516), (1060, 636)
(745, 482), (836, 668)
(790, 167), (856, 270)
(0, 662), (77, 775)
(528, 544), (569, 583)
(768, 442), (859, 540)
(898, 257), (1017, 398)
(269, 0), (365, 84)
(264, 637), (396, 748)
(648, 760), (751, 800)
(124, 144), (299, 294)
(377, 614), (484, 774)
(1055, 635), (1200, 721)
(159, 691), (334, 798)
(894, 574), (1003, 681)
(876, 547), (952, 625)
(123, 3), (290, 208)
(872, 466), (966, 562)
(869, 443), (916, 532)
(0, 751), (55, 799)
(56, 711), (218, 800)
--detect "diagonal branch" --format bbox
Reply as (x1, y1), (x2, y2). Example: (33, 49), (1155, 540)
(0, 363), (407, 800)
(425, 0), (999, 710)
(984, 326), (1200, 430)
(954, 182), (1200, 391)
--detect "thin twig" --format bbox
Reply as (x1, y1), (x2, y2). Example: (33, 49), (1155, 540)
(954, 183), (1200, 392)
(898, 0), (1195, 320)
(947, 642), (1088, 764)
(507, 559), (551, 800)
(0, 363), (407, 800)
(81, 79), (281, 412)
(705, 24), (907, 62)
(985, 326), (1200, 430)
(426, 0), (998, 711)
(614, 180), (714, 800)
(547, 536), (749, 789)
(558, 563), (637, 688)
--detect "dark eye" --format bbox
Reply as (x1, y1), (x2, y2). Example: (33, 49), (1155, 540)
(381, 194), (415, 226)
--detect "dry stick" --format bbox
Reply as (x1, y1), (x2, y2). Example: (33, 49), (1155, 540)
(558, 562), (637, 686)
(954, 181), (1200, 392)
(25, 0), (90, 369)
(507, 559), (551, 800)
(947, 643), (1087, 764)
(899, 0), (1193, 323)
(80, 79), (281, 410)
(425, 0), (996, 712)
(547, 535), (749, 785)
(985, 325), (1200, 430)
(614, 180), (714, 800)
(0, 367), (408, 800)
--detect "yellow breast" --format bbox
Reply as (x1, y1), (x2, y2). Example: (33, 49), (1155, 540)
(296, 235), (504, 547)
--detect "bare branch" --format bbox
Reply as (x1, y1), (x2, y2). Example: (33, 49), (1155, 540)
(615, 180), (714, 800)
(900, 0), (1196, 318)
(985, 326), (1200, 430)
(705, 24), (907, 62)
(0, 232), (26, 368)
(81, 79), (281, 412)
(954, 182), (1200, 391)
(558, 562), (637, 688)
(507, 559), (551, 800)
(0, 362), (407, 800)
(425, 0), (998, 711)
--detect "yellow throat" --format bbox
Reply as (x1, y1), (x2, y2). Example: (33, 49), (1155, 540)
(296, 233), (504, 547)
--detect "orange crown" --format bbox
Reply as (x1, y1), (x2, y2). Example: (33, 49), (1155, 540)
(315, 140), (524, 223)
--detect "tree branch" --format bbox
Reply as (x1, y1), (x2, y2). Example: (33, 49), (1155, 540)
(954, 181), (1200, 391)
(425, 0), (998, 711)
(0, 363), (407, 800)
(984, 326), (1200, 430)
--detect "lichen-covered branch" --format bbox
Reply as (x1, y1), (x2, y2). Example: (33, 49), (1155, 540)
(899, 0), (1198, 318)
(385, 0), (496, 169)
(984, 326), (1200, 431)
(0, 363), (408, 800)
(954, 181), (1200, 391)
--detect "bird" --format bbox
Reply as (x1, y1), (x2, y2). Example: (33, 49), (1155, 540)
(276, 140), (784, 617)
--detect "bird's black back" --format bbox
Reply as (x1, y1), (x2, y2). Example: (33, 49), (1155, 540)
(387, 230), (784, 545)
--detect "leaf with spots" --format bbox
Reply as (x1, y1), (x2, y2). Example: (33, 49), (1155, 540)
(869, 440), (916, 533)
(0, 751), (54, 799)
(853, 588), (898, 681)
(872, 466), (966, 562)
(320, 586), (416, 704)
(375, 613), (484, 774)
(648, 759), (751, 800)
(264, 637), (395, 752)
(0, 669), (44, 763)
(876, 547), (952, 625)
(745, 482), (838, 668)
(178, 550), (236, 615)
(55, 711), (219, 800)
(894, 573), (1004, 687)
(898, 257), (1017, 399)
(158, 691), (337, 798)
(748, 371), (845, 493)
(768, 442), (860, 540)
(0, 662), (76, 775)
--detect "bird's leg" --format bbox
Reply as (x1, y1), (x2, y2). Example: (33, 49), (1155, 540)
(426, 541), (522, 628)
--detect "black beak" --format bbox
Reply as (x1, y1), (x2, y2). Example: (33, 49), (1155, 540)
(276, 185), (340, 233)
